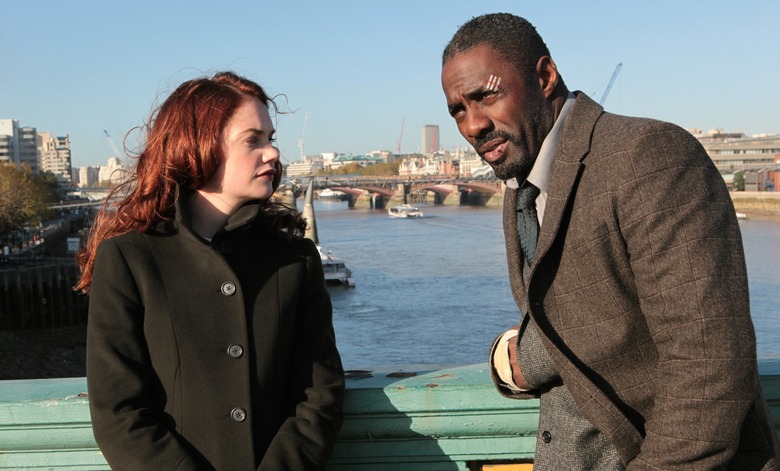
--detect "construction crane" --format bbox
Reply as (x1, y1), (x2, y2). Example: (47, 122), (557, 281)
(297, 112), (308, 162)
(103, 130), (124, 159)
(599, 62), (623, 106)
(395, 118), (405, 155)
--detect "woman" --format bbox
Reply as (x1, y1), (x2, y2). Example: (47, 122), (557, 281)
(76, 71), (344, 470)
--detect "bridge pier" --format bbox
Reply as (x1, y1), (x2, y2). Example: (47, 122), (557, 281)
(464, 189), (503, 207)
(352, 193), (391, 210)
(442, 190), (462, 206)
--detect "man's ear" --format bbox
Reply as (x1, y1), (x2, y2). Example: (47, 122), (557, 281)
(536, 56), (560, 99)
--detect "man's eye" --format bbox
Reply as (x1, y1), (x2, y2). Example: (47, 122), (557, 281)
(479, 90), (498, 102)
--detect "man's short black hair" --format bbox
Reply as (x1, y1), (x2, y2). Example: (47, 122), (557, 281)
(443, 13), (551, 72)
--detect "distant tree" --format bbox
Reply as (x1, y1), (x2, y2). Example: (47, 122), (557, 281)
(361, 161), (400, 176)
(29, 171), (64, 203)
(733, 171), (745, 191)
(319, 161), (400, 176)
(0, 164), (50, 235)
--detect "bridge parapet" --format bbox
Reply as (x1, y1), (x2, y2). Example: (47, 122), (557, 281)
(1, 361), (778, 469)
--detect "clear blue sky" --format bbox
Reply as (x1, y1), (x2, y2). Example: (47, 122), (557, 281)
(2, 1), (778, 169)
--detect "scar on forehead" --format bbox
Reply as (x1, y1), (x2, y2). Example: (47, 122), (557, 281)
(486, 75), (502, 91)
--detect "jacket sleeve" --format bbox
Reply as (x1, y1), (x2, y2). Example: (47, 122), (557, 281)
(87, 239), (212, 471)
(489, 315), (562, 399)
(617, 126), (756, 468)
(258, 239), (345, 470)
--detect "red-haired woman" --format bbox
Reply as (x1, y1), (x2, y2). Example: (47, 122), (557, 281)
(76, 71), (344, 470)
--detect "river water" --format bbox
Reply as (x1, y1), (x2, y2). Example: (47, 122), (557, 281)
(312, 201), (780, 369)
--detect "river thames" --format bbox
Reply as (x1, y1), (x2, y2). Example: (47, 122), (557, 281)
(311, 201), (780, 369)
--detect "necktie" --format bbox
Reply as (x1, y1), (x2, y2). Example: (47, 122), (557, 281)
(516, 183), (541, 266)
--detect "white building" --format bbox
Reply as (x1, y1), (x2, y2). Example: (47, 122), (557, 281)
(38, 132), (72, 183)
(77, 166), (101, 188)
(19, 127), (40, 172)
(0, 119), (20, 164)
(286, 155), (324, 177)
(98, 157), (126, 185)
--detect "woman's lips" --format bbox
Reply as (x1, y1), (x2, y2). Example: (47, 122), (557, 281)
(255, 167), (276, 179)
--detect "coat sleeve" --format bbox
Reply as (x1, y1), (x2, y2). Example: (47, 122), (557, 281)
(617, 126), (756, 468)
(258, 239), (345, 470)
(489, 315), (562, 399)
(87, 239), (212, 471)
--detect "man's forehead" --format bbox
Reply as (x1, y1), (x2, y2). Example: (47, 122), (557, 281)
(443, 47), (513, 91)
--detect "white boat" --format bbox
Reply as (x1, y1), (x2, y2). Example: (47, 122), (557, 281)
(318, 246), (355, 287)
(303, 179), (355, 287)
(318, 188), (348, 201)
(388, 204), (423, 218)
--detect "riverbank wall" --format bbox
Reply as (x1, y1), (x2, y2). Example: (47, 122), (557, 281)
(731, 191), (780, 219)
(0, 259), (87, 330)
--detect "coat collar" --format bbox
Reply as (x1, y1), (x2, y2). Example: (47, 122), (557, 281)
(157, 188), (264, 241)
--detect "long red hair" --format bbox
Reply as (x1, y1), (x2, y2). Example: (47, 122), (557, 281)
(76, 71), (301, 292)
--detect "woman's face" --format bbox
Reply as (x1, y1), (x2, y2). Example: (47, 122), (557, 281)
(200, 97), (279, 214)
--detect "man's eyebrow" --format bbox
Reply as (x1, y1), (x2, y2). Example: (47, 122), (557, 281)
(465, 86), (492, 99)
(447, 85), (490, 114)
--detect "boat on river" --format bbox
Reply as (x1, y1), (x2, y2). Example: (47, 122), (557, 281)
(303, 180), (355, 287)
(388, 204), (423, 218)
(318, 246), (355, 287)
(318, 188), (348, 201)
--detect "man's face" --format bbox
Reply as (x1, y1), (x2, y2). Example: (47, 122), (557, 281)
(441, 43), (551, 181)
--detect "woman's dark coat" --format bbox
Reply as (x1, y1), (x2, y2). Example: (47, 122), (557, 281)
(87, 201), (345, 470)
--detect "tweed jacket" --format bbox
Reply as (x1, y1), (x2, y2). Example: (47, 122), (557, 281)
(87, 200), (345, 470)
(497, 93), (779, 469)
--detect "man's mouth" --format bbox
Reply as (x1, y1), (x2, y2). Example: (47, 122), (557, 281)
(478, 138), (507, 163)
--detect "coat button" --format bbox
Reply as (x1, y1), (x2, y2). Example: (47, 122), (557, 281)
(220, 281), (236, 296)
(227, 344), (244, 358)
(231, 407), (247, 423)
(220, 241), (232, 254)
(541, 430), (552, 443)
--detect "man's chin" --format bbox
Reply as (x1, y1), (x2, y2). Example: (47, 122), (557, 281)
(489, 162), (515, 181)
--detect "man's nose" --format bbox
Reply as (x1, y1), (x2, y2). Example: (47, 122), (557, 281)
(462, 107), (492, 140)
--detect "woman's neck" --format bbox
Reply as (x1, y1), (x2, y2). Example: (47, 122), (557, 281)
(189, 191), (233, 240)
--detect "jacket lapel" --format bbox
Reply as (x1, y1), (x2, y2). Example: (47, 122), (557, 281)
(533, 93), (604, 273)
(503, 188), (526, 309)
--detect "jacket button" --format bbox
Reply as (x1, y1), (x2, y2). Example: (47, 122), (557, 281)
(227, 344), (244, 358)
(231, 407), (247, 423)
(541, 430), (552, 443)
(221, 282), (236, 296)
(220, 241), (232, 254)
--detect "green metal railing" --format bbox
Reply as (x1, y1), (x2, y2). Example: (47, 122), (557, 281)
(1, 361), (778, 470)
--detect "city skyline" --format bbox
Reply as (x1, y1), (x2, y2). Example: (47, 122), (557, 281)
(2, 1), (778, 169)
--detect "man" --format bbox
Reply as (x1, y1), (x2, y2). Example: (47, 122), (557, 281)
(441, 13), (779, 470)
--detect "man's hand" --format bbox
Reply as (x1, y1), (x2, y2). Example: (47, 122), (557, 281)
(507, 333), (532, 390)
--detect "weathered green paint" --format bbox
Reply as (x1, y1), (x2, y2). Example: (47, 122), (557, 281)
(1, 361), (778, 469)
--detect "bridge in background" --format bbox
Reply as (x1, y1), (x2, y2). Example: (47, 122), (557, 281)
(66, 177), (506, 211)
(287, 176), (505, 209)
